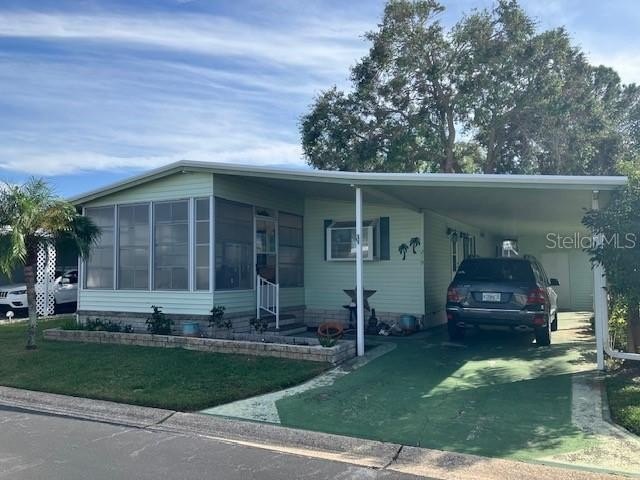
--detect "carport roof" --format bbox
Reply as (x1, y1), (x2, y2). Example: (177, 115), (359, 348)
(70, 160), (627, 237)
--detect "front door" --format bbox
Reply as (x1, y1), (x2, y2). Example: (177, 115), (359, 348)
(256, 215), (277, 283)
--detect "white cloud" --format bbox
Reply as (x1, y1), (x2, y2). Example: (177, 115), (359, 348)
(0, 12), (369, 76)
(0, 141), (304, 176)
(0, 8), (374, 178)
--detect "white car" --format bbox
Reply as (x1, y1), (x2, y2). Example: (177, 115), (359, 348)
(0, 270), (78, 316)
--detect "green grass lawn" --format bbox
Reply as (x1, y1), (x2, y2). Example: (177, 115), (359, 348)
(0, 318), (327, 411)
(606, 365), (640, 436)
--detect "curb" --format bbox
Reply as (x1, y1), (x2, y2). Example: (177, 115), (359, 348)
(0, 386), (174, 428)
(0, 386), (626, 480)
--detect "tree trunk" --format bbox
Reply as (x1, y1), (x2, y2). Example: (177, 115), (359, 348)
(484, 127), (497, 174)
(444, 108), (456, 173)
(24, 263), (38, 350)
(628, 302), (640, 353)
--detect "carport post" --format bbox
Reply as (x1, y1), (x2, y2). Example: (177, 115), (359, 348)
(355, 186), (365, 357)
(592, 191), (606, 371)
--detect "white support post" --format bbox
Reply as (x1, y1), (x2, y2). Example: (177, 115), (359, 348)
(355, 186), (365, 357)
(276, 284), (280, 331)
(256, 275), (261, 320)
(592, 191), (606, 371)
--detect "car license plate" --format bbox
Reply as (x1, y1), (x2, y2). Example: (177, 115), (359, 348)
(482, 292), (501, 302)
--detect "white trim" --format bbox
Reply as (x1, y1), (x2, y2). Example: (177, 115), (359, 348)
(69, 160), (627, 205)
(112, 205), (118, 290)
(355, 186), (364, 357)
(189, 197), (195, 292)
(148, 202), (153, 292)
(209, 195), (214, 294)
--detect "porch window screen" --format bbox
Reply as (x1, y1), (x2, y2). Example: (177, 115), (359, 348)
(278, 212), (303, 287)
(84, 206), (115, 289)
(194, 198), (210, 291)
(153, 200), (189, 290)
(118, 204), (149, 290)
(215, 198), (253, 290)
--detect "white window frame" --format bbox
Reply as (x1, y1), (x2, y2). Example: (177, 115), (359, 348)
(326, 222), (375, 262)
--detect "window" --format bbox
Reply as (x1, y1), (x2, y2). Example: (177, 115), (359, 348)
(194, 198), (210, 291)
(279, 212), (303, 287)
(84, 206), (115, 289)
(215, 198), (253, 290)
(153, 200), (189, 290)
(454, 259), (535, 283)
(118, 204), (149, 290)
(326, 221), (375, 261)
(462, 233), (476, 260)
(450, 234), (458, 274)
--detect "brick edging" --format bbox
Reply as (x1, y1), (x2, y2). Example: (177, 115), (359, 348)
(44, 329), (355, 364)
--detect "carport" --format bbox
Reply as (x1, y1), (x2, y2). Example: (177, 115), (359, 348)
(341, 172), (627, 369)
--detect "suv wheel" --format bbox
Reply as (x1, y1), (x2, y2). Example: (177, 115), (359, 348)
(535, 324), (551, 346)
(551, 313), (558, 332)
(447, 319), (464, 341)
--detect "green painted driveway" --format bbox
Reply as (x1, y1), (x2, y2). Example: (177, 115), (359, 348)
(277, 313), (597, 461)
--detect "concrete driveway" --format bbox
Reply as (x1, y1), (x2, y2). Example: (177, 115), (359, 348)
(206, 312), (640, 476)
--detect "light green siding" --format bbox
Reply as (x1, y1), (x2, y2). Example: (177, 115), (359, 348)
(423, 210), (498, 327)
(83, 172), (213, 207)
(78, 290), (212, 315)
(304, 198), (424, 316)
(213, 174), (304, 215)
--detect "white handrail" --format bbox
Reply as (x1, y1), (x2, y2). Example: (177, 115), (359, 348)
(257, 275), (280, 330)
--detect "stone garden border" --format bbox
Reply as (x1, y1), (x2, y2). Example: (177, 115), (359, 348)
(43, 329), (356, 365)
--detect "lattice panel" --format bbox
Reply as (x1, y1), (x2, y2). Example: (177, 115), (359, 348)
(35, 244), (56, 316)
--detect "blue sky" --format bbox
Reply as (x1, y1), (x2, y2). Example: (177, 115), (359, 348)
(1, 0), (639, 197)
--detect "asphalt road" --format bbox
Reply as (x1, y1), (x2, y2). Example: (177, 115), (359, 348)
(0, 405), (423, 480)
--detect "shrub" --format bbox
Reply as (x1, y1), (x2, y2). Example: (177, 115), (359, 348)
(250, 317), (269, 334)
(318, 336), (338, 348)
(146, 306), (173, 335)
(60, 317), (80, 330)
(61, 317), (133, 333)
(209, 305), (231, 330)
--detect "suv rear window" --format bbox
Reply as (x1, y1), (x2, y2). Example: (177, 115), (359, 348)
(454, 259), (535, 283)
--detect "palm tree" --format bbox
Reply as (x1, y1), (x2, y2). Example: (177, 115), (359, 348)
(0, 179), (100, 349)
(398, 243), (409, 261)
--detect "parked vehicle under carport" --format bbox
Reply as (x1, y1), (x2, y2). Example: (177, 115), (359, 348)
(446, 257), (559, 346)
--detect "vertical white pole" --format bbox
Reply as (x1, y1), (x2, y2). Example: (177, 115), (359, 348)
(355, 186), (365, 357)
(276, 284), (280, 331)
(256, 275), (261, 320)
(592, 191), (606, 371)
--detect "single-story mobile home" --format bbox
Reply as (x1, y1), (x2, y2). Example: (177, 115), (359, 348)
(69, 161), (626, 366)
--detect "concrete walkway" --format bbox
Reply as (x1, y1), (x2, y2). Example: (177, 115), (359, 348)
(0, 385), (623, 480)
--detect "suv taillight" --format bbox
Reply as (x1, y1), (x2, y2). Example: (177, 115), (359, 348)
(447, 287), (462, 303)
(527, 287), (547, 305)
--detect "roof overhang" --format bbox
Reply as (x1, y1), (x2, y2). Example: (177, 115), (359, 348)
(69, 160), (627, 237)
